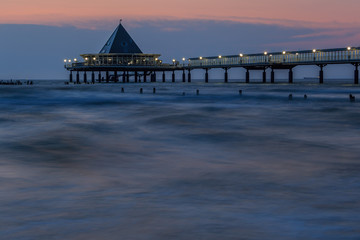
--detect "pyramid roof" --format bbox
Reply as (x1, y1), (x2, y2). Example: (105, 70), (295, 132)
(99, 22), (142, 54)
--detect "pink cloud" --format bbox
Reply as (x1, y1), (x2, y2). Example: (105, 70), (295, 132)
(1, 0), (359, 31)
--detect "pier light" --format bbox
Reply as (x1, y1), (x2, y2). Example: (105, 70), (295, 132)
(347, 46), (351, 51)
(74, 58), (77, 62)
(270, 54), (273, 57)
(85, 57), (88, 61)
(200, 57), (203, 60)
(182, 58), (186, 61)
(296, 53), (299, 56)
(64, 59), (67, 63)
(93, 57), (96, 61)
(68, 59), (71, 63)
(264, 52), (268, 55)
(312, 49), (316, 53)
(172, 59), (176, 62)
(218, 55), (222, 59)
(108, 58), (112, 61)
(240, 54), (243, 57)
(282, 51), (286, 55)
(155, 58), (158, 61)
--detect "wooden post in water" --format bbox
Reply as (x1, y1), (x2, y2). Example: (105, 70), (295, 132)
(162, 71), (166, 82)
(151, 72), (156, 82)
(182, 70), (186, 82)
(318, 65), (325, 84)
(289, 68), (293, 84)
(354, 63), (359, 84)
(69, 71), (73, 82)
(246, 69), (250, 83)
(84, 72), (87, 83)
(271, 69), (275, 83)
(224, 68), (228, 83)
(76, 71), (80, 84)
(143, 71), (147, 83)
(172, 71), (175, 82)
(114, 71), (118, 83)
(262, 69), (266, 83)
(205, 69), (209, 83)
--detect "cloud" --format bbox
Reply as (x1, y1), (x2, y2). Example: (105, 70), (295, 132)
(292, 29), (360, 39)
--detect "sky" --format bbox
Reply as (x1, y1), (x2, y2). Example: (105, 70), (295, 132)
(0, 0), (359, 79)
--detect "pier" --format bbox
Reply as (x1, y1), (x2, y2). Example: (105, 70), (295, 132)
(65, 22), (360, 84)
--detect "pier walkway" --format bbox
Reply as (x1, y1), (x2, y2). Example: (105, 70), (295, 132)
(64, 22), (360, 84)
(66, 47), (360, 84)
(188, 47), (360, 84)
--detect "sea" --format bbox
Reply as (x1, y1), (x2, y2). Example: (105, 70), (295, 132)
(1, 79), (360, 240)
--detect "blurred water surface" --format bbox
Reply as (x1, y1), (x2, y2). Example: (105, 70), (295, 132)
(1, 80), (360, 239)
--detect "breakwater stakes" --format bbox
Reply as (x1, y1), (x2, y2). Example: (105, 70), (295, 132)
(64, 22), (360, 84)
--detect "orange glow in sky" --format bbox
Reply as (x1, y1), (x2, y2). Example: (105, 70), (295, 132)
(1, 0), (360, 29)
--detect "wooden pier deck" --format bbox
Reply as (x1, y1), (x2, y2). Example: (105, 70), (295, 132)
(65, 47), (360, 84)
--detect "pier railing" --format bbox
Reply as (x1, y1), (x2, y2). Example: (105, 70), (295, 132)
(64, 47), (360, 84)
(65, 61), (163, 69)
(188, 47), (360, 68)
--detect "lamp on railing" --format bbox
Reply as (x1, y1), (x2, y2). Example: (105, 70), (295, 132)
(182, 57), (186, 66)
(347, 47), (352, 59)
(282, 51), (286, 62)
(264, 52), (268, 63)
(239, 54), (243, 63)
(313, 49), (317, 61)
(172, 59), (176, 66)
